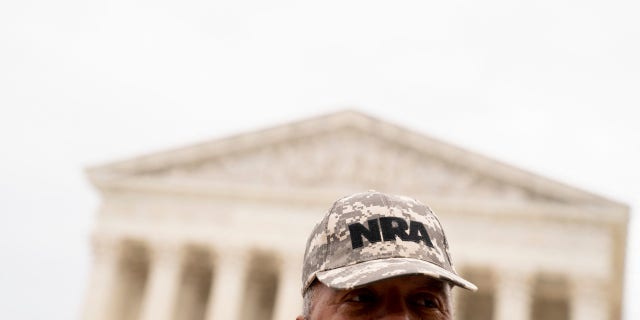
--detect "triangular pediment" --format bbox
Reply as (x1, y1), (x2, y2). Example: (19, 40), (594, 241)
(87, 110), (622, 208)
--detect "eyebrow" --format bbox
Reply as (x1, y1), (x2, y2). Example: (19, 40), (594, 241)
(409, 277), (447, 290)
(341, 278), (449, 293)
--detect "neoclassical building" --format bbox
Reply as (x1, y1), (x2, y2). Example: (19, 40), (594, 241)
(83, 110), (629, 320)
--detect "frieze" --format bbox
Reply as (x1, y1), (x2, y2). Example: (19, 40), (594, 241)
(141, 129), (553, 203)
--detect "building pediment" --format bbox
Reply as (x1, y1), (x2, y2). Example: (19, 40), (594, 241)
(84, 110), (630, 320)
(87, 110), (623, 209)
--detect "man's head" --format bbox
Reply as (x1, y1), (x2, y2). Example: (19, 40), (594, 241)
(298, 191), (476, 320)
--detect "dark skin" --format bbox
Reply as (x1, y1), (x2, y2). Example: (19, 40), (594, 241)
(297, 275), (452, 320)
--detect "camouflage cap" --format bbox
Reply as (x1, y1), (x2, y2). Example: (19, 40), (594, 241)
(301, 191), (477, 294)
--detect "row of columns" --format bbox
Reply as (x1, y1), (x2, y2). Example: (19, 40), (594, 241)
(84, 236), (610, 320)
(492, 269), (609, 320)
(83, 237), (302, 320)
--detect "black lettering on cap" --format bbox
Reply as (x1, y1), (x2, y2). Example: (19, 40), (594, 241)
(348, 219), (381, 249)
(379, 217), (410, 241)
(348, 218), (434, 249)
(408, 220), (434, 247)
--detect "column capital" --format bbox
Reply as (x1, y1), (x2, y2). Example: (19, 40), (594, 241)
(213, 245), (250, 264)
(494, 268), (534, 293)
(275, 251), (303, 268)
(90, 233), (123, 264)
(146, 240), (186, 265)
(569, 275), (608, 295)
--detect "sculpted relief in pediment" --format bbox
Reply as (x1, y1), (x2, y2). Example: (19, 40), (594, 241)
(142, 129), (541, 202)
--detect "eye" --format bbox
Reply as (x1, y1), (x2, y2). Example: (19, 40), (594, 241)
(344, 289), (377, 304)
(410, 293), (440, 309)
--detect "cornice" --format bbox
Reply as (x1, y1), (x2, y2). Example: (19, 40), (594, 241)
(91, 175), (628, 226)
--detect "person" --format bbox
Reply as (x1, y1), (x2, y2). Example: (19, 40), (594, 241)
(296, 191), (477, 320)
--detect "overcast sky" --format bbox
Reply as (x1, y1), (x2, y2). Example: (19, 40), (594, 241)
(1, 1), (638, 319)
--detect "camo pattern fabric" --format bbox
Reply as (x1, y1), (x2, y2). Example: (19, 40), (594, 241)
(301, 191), (477, 293)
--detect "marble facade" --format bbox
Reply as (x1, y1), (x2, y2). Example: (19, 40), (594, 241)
(83, 110), (629, 320)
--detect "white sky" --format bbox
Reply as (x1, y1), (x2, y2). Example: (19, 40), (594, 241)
(1, 0), (638, 319)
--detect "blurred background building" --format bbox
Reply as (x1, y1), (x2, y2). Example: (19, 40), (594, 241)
(82, 110), (629, 320)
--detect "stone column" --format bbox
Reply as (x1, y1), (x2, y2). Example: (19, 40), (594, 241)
(205, 247), (248, 320)
(451, 282), (462, 318)
(272, 253), (303, 320)
(570, 278), (609, 320)
(82, 235), (121, 320)
(494, 270), (532, 320)
(139, 242), (185, 320)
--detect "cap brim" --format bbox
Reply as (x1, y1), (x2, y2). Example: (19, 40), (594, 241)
(316, 257), (478, 291)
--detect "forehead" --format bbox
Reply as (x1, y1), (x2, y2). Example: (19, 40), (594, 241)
(357, 275), (447, 291)
(323, 275), (450, 295)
